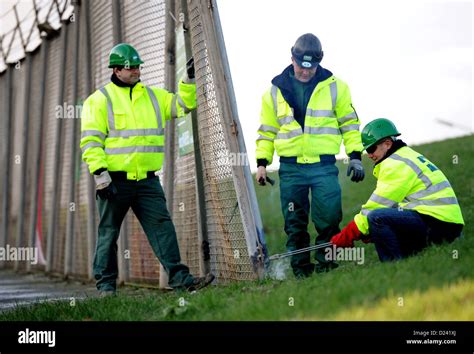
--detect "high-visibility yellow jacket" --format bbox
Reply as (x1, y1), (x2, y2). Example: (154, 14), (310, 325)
(256, 75), (363, 164)
(354, 145), (464, 234)
(80, 80), (196, 181)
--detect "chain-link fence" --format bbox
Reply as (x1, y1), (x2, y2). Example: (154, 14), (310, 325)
(0, 0), (266, 287)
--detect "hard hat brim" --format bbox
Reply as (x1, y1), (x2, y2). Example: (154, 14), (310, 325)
(108, 58), (144, 69)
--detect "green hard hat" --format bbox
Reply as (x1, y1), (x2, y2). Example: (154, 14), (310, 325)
(108, 43), (144, 68)
(361, 118), (401, 150)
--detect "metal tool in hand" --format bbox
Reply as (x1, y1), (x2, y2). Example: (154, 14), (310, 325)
(268, 242), (332, 261)
(258, 176), (275, 186)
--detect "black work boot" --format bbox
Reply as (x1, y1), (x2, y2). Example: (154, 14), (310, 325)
(292, 262), (315, 279)
(187, 273), (215, 292)
(98, 289), (117, 298)
(315, 262), (339, 273)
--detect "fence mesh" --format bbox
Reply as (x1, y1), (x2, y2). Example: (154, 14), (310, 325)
(121, 0), (168, 284)
(188, 0), (256, 281)
(24, 48), (44, 271)
(0, 0), (264, 285)
(9, 53), (27, 253)
(73, 3), (92, 278)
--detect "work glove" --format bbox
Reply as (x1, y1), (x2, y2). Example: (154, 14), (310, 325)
(330, 220), (362, 248)
(94, 170), (117, 200)
(347, 159), (365, 182)
(256, 166), (266, 185)
(186, 57), (195, 79)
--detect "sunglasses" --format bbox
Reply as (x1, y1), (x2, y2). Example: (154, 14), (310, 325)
(116, 65), (141, 70)
(366, 144), (378, 154)
(125, 65), (141, 70)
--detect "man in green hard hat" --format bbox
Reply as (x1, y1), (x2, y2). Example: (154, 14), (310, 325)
(330, 118), (464, 261)
(80, 43), (214, 296)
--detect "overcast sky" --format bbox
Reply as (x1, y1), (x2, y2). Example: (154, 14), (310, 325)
(217, 0), (473, 171)
(1, 0), (472, 172)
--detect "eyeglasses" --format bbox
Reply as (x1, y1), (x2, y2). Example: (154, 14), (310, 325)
(125, 65), (141, 70)
(366, 144), (378, 154)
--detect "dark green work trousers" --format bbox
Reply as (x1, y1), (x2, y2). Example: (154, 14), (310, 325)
(94, 176), (194, 291)
(279, 162), (342, 277)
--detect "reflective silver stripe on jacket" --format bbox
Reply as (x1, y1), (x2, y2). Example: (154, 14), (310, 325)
(104, 146), (165, 154)
(108, 129), (164, 138)
(276, 130), (303, 139)
(81, 141), (104, 153)
(360, 208), (372, 216)
(278, 116), (295, 126)
(405, 181), (452, 201)
(306, 109), (335, 118)
(329, 81), (337, 110)
(339, 124), (360, 134)
(99, 87), (115, 130)
(271, 85), (278, 114)
(369, 193), (398, 208)
(258, 125), (279, 134)
(389, 154), (432, 188)
(304, 126), (340, 135)
(338, 112), (357, 124)
(403, 197), (458, 210)
(81, 130), (107, 141)
(176, 94), (191, 114)
(171, 96), (178, 118)
(257, 135), (274, 142)
(145, 87), (164, 134)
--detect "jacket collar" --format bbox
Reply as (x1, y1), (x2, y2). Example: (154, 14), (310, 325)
(373, 140), (408, 177)
(374, 139), (407, 167)
(111, 73), (141, 88)
(110, 74), (143, 100)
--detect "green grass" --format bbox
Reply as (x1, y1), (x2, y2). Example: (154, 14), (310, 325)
(1, 135), (473, 321)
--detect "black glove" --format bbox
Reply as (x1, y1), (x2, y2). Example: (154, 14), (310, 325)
(347, 159), (365, 182)
(96, 183), (117, 200)
(258, 176), (275, 186)
(93, 170), (117, 200)
(186, 57), (195, 79)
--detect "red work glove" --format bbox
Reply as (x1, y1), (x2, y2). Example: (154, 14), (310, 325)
(330, 220), (362, 247)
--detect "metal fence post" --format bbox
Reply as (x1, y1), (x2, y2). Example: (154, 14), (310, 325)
(181, 0), (210, 276)
(0, 65), (13, 269)
(112, 0), (122, 46)
(14, 54), (33, 271)
(82, 0), (96, 280)
(64, 5), (81, 277)
(27, 40), (49, 273)
(111, 0), (128, 284)
(159, 0), (177, 288)
(45, 21), (69, 273)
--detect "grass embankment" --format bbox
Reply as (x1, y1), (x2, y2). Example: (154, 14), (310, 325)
(1, 135), (473, 320)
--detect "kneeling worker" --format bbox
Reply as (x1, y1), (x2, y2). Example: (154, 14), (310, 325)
(331, 118), (464, 261)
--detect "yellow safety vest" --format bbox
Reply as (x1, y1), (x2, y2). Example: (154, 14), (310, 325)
(80, 80), (196, 181)
(256, 76), (363, 164)
(354, 146), (464, 234)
